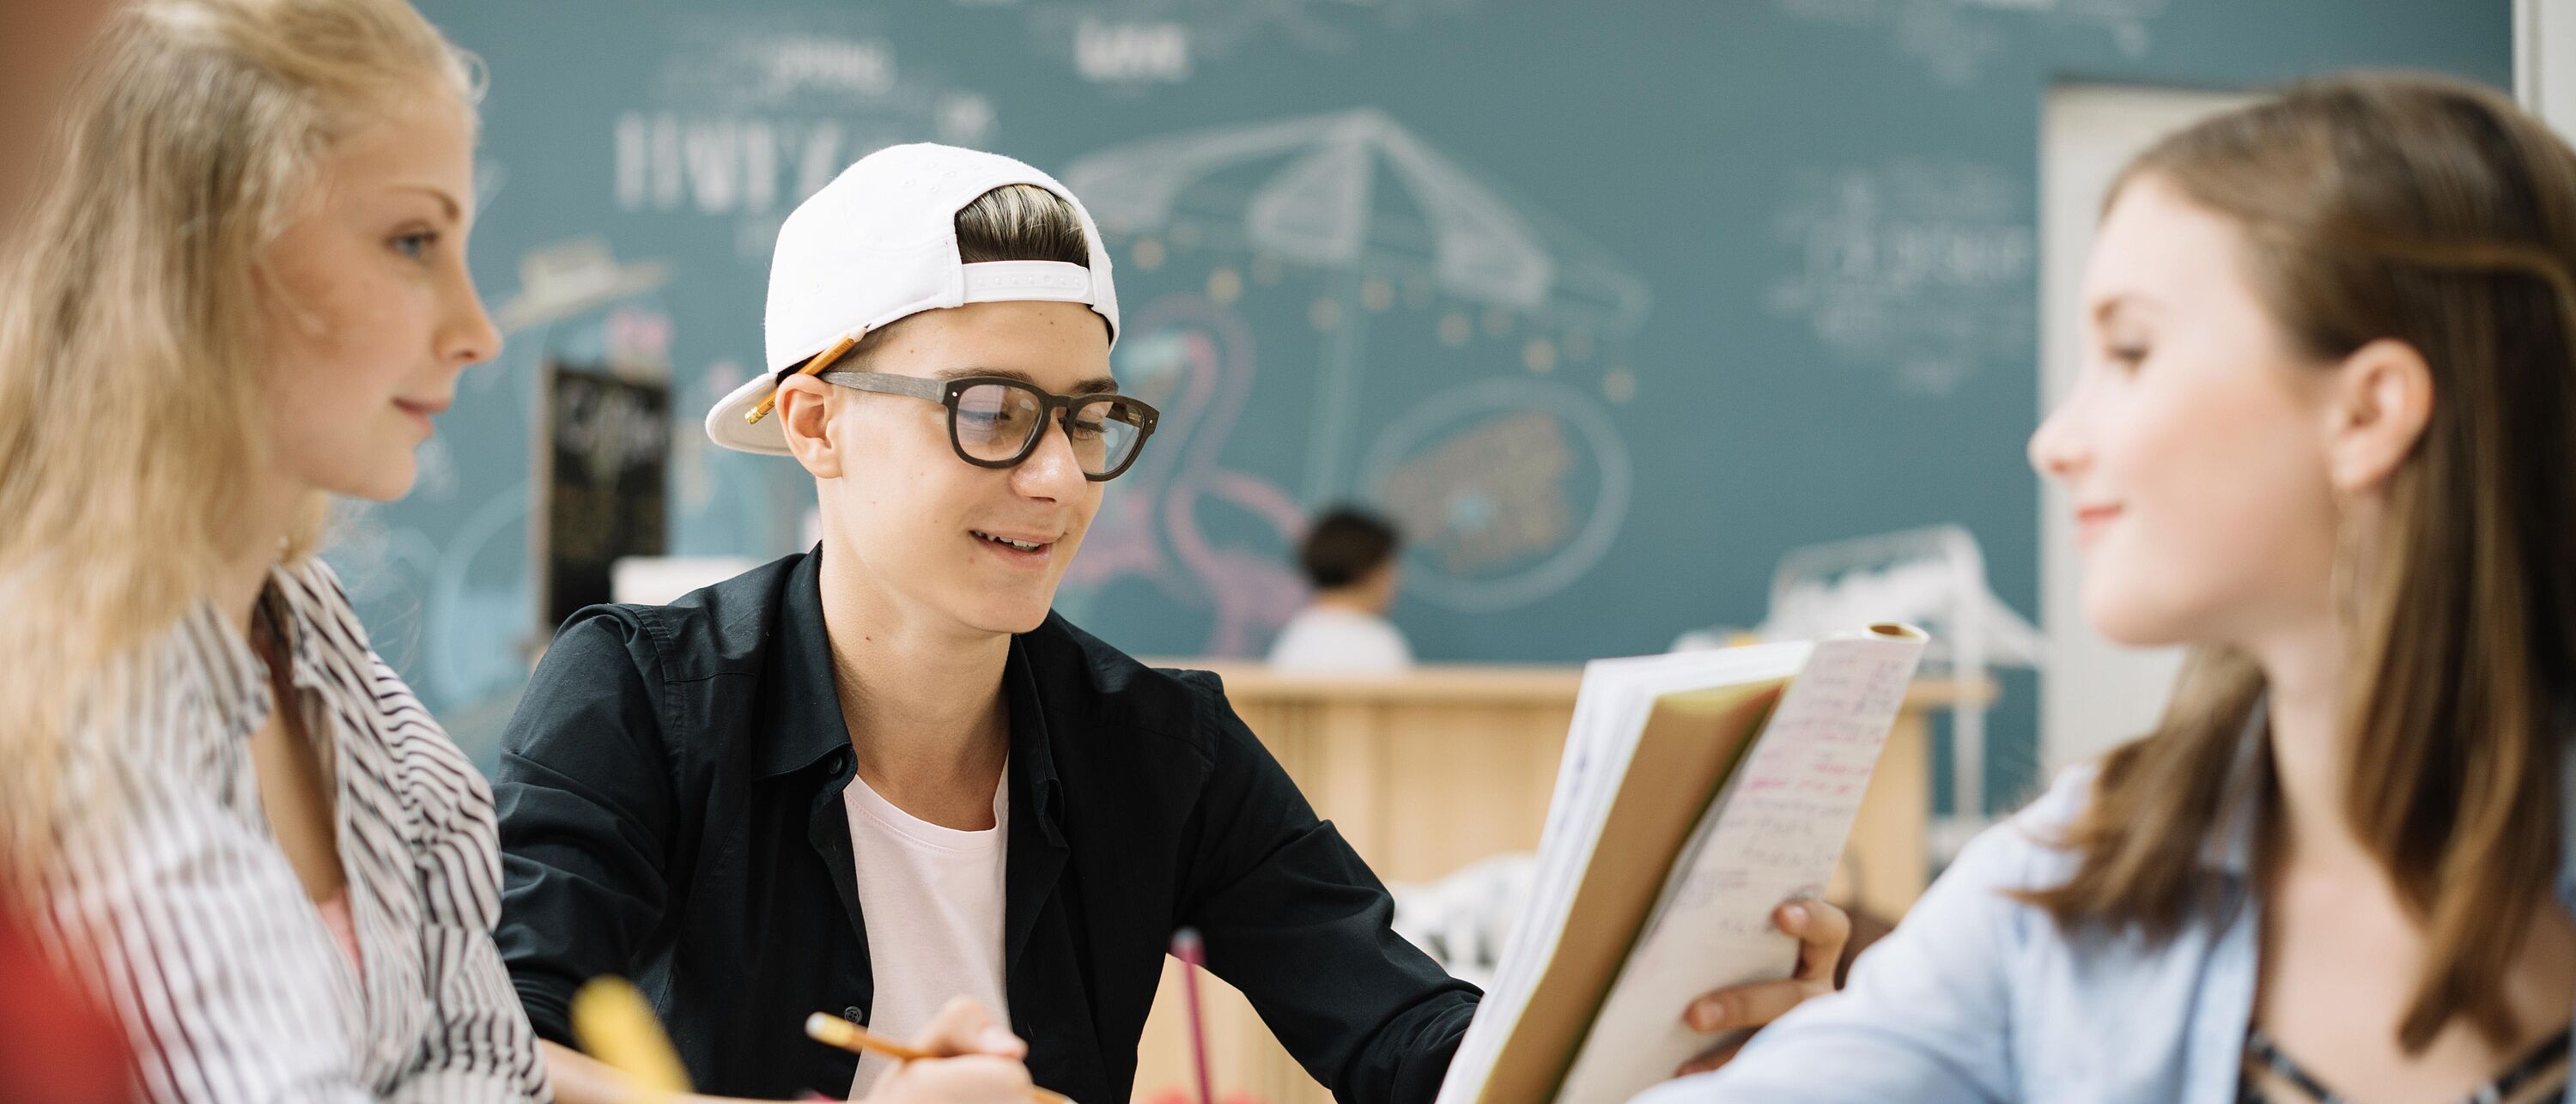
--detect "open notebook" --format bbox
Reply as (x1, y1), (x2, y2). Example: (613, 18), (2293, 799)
(1432, 624), (1929, 1104)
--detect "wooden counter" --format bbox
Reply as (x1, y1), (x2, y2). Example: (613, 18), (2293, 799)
(1124, 664), (1992, 1104)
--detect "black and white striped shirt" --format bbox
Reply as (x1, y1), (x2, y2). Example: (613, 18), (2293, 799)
(32, 558), (550, 1102)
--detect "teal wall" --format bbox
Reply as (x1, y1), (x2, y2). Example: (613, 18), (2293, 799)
(362, 0), (2511, 810)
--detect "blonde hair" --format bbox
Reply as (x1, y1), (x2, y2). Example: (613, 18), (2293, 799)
(2017, 73), (2576, 1054)
(0, 0), (480, 870)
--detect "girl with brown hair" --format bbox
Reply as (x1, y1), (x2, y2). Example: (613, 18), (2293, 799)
(1641, 72), (2576, 1103)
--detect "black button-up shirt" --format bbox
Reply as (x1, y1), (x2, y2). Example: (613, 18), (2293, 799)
(493, 549), (1477, 1102)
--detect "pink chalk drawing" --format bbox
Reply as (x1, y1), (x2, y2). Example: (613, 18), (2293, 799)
(1066, 294), (1309, 657)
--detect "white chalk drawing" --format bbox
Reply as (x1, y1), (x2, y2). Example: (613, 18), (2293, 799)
(615, 11), (1001, 263)
(424, 482), (536, 711)
(324, 504), (443, 675)
(1072, 18), (1192, 83)
(492, 238), (672, 335)
(676, 361), (749, 514)
(1776, 0), (2166, 85)
(336, 494), (529, 761)
(1357, 377), (1632, 614)
(412, 434), (458, 502)
(474, 161), (507, 220)
(1012, 0), (1479, 88)
(1765, 160), (2034, 394)
(1060, 294), (1309, 657)
(1063, 108), (1650, 505)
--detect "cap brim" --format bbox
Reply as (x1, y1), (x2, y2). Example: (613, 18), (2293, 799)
(704, 373), (796, 456)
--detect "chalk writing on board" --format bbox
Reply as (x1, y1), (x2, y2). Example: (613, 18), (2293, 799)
(1356, 377), (1632, 614)
(1765, 159), (2034, 394)
(1011, 0), (1480, 88)
(1064, 109), (1650, 505)
(1775, 0), (2166, 85)
(616, 11), (1001, 263)
(491, 239), (672, 336)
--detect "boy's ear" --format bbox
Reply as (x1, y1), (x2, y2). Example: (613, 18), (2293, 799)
(775, 374), (842, 479)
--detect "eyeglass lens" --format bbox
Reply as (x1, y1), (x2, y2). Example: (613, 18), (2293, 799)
(952, 381), (1150, 476)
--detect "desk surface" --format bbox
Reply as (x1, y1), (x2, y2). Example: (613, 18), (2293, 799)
(1151, 660), (1996, 709)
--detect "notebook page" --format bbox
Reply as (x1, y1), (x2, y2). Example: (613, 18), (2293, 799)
(1474, 650), (1796, 1021)
(1549, 627), (1925, 1104)
(1437, 645), (1811, 1104)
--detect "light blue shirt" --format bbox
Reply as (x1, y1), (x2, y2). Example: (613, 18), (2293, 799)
(1634, 701), (2576, 1103)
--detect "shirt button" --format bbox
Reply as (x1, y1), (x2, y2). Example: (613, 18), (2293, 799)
(843, 1006), (866, 1023)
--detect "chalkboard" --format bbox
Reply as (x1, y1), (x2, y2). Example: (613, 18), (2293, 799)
(341, 0), (2510, 807)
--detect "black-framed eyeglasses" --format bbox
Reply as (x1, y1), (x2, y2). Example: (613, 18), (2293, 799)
(819, 370), (1161, 481)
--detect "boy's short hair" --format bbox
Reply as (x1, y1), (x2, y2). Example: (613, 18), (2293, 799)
(1297, 508), (1401, 590)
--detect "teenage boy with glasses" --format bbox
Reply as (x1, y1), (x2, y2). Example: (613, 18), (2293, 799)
(493, 144), (1846, 1104)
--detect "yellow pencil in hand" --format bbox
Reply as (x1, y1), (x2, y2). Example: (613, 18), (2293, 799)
(804, 1012), (1074, 1104)
(572, 976), (692, 1101)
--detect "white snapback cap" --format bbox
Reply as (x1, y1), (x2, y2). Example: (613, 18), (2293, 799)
(705, 143), (1121, 456)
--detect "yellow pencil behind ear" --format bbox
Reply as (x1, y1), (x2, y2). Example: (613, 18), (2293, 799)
(571, 976), (693, 1099)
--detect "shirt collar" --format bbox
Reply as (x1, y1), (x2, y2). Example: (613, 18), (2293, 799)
(256, 566), (338, 688)
(999, 632), (1063, 840)
(186, 564), (335, 741)
(753, 549), (853, 779)
(752, 548), (1065, 830)
(185, 600), (272, 743)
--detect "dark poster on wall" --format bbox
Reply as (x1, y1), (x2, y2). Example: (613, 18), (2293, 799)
(535, 360), (671, 631)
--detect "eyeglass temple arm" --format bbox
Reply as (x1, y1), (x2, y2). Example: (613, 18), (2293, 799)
(817, 371), (946, 401)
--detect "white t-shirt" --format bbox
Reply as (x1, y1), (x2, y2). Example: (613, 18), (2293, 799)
(842, 766), (1012, 1095)
(1265, 605), (1416, 673)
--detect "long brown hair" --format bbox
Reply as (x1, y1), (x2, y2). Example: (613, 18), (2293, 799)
(2020, 73), (2576, 1053)
(0, 0), (478, 872)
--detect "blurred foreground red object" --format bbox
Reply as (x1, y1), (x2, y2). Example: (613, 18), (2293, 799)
(0, 895), (132, 1103)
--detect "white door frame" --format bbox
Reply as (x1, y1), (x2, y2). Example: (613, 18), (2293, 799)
(2035, 85), (2251, 773)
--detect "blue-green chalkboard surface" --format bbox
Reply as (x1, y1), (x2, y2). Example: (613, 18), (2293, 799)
(362, 0), (2507, 807)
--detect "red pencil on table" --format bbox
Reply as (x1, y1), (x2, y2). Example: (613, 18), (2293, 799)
(1170, 927), (1214, 1104)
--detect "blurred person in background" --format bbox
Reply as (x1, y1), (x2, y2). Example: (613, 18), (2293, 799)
(1268, 507), (1417, 675)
